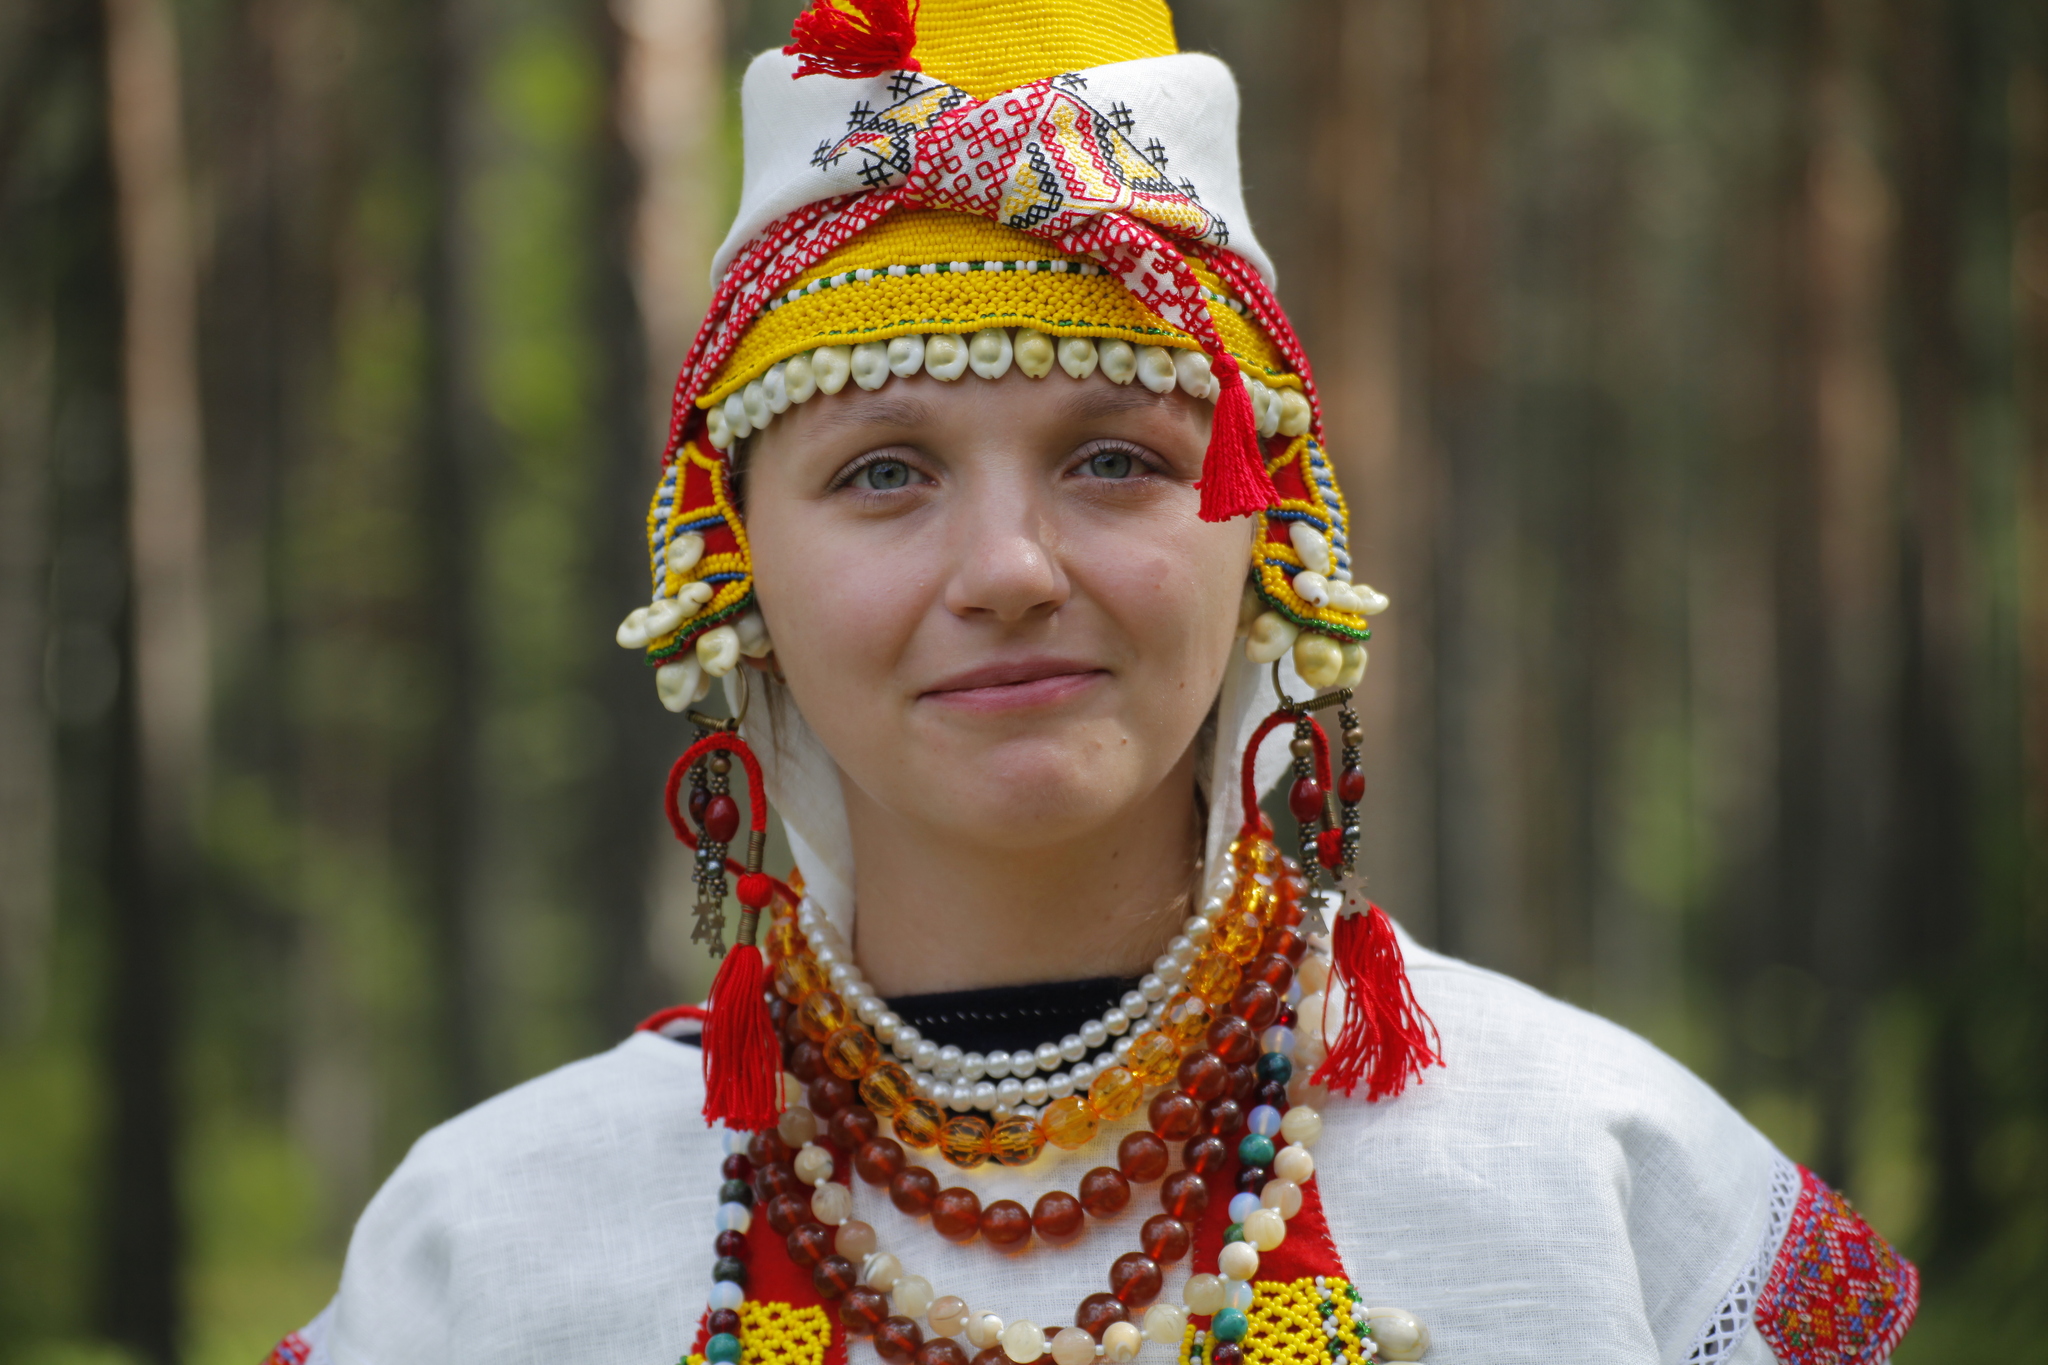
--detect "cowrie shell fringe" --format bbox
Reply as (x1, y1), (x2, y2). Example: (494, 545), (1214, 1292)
(699, 330), (1300, 452)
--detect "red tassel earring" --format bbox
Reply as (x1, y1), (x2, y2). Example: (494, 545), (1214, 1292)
(1237, 665), (1441, 1101)
(663, 705), (783, 1131)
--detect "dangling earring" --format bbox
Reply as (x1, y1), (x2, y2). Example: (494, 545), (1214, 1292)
(1236, 665), (1441, 1101)
(663, 668), (784, 1129)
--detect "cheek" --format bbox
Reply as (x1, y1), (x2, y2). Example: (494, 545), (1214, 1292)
(1081, 516), (1250, 697)
(744, 496), (927, 715)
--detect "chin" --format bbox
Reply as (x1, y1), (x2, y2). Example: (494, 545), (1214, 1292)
(919, 736), (1148, 849)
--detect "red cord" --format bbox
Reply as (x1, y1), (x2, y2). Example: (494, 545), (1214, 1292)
(1238, 704), (1333, 828)
(637, 1004), (711, 1033)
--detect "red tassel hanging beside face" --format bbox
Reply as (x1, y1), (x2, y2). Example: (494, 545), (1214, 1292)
(664, 731), (784, 1131)
(783, 0), (922, 81)
(1198, 352), (1281, 523)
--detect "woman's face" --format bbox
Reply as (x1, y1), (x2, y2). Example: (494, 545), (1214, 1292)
(744, 366), (1253, 852)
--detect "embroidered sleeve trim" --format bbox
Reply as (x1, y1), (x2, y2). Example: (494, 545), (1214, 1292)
(1753, 1165), (1918, 1365)
(1685, 1153), (1801, 1364)
(262, 1304), (333, 1365)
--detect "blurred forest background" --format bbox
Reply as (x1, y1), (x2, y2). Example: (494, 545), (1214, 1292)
(1, 0), (2044, 1359)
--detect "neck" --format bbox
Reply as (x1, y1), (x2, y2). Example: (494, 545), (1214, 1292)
(840, 755), (1201, 997)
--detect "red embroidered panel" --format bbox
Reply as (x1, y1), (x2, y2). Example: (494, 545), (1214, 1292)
(1756, 1168), (1917, 1365)
(261, 1331), (312, 1365)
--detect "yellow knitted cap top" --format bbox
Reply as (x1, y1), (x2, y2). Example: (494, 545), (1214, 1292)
(909, 0), (1178, 98)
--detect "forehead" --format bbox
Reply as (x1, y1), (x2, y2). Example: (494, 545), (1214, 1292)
(755, 370), (1209, 456)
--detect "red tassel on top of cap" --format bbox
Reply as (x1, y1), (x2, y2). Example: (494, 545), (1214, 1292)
(1310, 901), (1442, 1101)
(1198, 351), (1280, 522)
(784, 0), (922, 81)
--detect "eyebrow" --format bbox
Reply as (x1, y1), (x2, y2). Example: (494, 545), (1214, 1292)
(805, 393), (936, 433)
(799, 373), (1193, 438)
(1057, 383), (1186, 422)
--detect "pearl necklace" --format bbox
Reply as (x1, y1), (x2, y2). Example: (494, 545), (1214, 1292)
(793, 861), (1259, 1116)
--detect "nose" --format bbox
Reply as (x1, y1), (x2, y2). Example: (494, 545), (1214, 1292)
(941, 475), (1069, 625)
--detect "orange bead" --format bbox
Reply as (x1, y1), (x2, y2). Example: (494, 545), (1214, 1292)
(893, 1098), (944, 1149)
(1232, 838), (1278, 875)
(824, 1025), (884, 1080)
(1088, 1065), (1144, 1121)
(1228, 879), (1274, 921)
(1125, 1029), (1181, 1086)
(798, 990), (851, 1042)
(1211, 910), (1265, 963)
(987, 1115), (1047, 1168)
(774, 955), (828, 1003)
(1041, 1095), (1100, 1150)
(1161, 992), (1212, 1045)
(1184, 951), (1243, 1005)
(859, 1062), (916, 1118)
(938, 1114), (992, 1169)
(766, 918), (805, 964)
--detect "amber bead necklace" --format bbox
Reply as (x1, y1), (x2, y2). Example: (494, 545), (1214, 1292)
(766, 850), (1322, 1171)
(726, 836), (1334, 1365)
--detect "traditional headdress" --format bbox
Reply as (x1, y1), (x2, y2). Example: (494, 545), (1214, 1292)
(616, 0), (1383, 712)
(624, 0), (1433, 1131)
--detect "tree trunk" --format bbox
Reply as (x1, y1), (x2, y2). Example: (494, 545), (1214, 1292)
(99, 0), (210, 1350)
(416, 0), (488, 1112)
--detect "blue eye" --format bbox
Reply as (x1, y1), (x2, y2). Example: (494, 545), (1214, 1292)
(1084, 449), (1136, 479)
(853, 459), (913, 490)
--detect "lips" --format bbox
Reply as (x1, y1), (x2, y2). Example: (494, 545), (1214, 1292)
(919, 657), (1108, 711)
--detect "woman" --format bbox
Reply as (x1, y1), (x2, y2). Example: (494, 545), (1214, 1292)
(270, 2), (1917, 1363)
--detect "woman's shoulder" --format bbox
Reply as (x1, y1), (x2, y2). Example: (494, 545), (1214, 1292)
(1321, 928), (1916, 1365)
(393, 1030), (711, 1181)
(322, 1033), (717, 1365)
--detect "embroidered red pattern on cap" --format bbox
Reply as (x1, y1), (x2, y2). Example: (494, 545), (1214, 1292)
(1756, 1167), (1918, 1365)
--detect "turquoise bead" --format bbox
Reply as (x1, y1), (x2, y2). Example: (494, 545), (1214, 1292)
(1255, 1052), (1293, 1084)
(1238, 1132), (1277, 1166)
(1211, 1308), (1249, 1343)
(706, 1334), (742, 1364)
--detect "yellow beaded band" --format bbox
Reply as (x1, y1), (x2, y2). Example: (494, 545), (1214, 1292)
(699, 211), (1296, 410)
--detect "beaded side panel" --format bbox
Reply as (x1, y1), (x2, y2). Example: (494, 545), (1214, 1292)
(1178, 1278), (1374, 1365)
(644, 441), (755, 660)
(1252, 438), (1366, 642)
(1754, 1167), (1918, 1365)
(685, 1300), (835, 1365)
